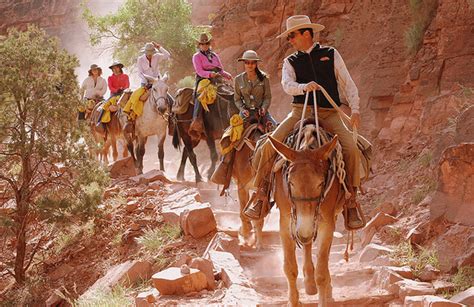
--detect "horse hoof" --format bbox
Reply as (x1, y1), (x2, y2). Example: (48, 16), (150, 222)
(177, 174), (185, 181)
(304, 281), (318, 295)
(195, 176), (203, 183)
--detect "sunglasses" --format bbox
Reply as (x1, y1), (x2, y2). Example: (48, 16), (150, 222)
(244, 61), (257, 65)
(199, 42), (210, 46)
(286, 31), (299, 41)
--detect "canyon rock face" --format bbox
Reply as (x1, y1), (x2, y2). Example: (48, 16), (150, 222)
(205, 0), (474, 144)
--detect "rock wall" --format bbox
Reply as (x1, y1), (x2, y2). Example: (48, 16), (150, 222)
(207, 0), (474, 145)
(0, 0), (77, 35)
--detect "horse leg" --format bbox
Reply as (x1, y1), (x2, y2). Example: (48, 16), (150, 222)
(315, 219), (335, 305)
(176, 149), (187, 181)
(237, 185), (252, 246)
(121, 139), (129, 158)
(157, 134), (165, 171)
(205, 134), (218, 180)
(280, 207), (299, 306)
(111, 134), (118, 161)
(188, 146), (202, 183)
(183, 136), (202, 182)
(102, 138), (111, 165)
(303, 242), (317, 295)
(252, 218), (264, 251)
(136, 136), (147, 175)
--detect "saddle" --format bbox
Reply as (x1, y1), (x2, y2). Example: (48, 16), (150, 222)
(173, 87), (194, 115)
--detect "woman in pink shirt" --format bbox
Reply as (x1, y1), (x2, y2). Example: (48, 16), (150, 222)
(192, 33), (232, 118)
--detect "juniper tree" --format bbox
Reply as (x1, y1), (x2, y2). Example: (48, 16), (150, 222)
(0, 25), (108, 284)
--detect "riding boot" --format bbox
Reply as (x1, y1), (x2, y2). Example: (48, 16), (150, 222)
(243, 180), (270, 220)
(343, 187), (366, 230)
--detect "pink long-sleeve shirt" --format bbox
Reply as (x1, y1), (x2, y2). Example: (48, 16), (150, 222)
(192, 51), (232, 80)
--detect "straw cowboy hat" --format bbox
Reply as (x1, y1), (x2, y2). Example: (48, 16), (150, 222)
(141, 42), (158, 54)
(88, 64), (102, 74)
(109, 61), (124, 70)
(237, 50), (262, 62)
(196, 33), (212, 45)
(276, 15), (325, 39)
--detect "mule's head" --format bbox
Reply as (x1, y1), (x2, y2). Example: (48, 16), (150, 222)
(147, 73), (169, 114)
(268, 130), (338, 245)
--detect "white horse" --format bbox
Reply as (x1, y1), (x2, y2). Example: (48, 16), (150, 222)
(124, 74), (170, 174)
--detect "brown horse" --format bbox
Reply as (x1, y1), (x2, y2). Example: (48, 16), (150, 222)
(268, 125), (341, 307)
(231, 126), (265, 249)
(171, 87), (234, 182)
(89, 101), (128, 164)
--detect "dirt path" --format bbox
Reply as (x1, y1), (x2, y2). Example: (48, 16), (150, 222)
(197, 184), (397, 306)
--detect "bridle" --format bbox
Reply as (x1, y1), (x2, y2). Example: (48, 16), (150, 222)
(285, 157), (329, 247)
(149, 84), (169, 117)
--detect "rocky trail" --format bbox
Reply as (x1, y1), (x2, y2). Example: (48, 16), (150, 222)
(119, 157), (471, 306)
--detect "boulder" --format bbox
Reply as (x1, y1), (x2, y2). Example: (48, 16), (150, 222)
(169, 254), (192, 268)
(222, 284), (261, 305)
(432, 280), (455, 294)
(450, 287), (474, 306)
(370, 201), (398, 217)
(207, 251), (249, 288)
(361, 213), (398, 246)
(418, 264), (440, 282)
(131, 169), (171, 185)
(80, 261), (152, 300)
(203, 232), (240, 259)
(125, 200), (139, 213)
(135, 288), (159, 307)
(161, 188), (206, 224)
(179, 205), (217, 239)
(404, 295), (463, 306)
(431, 143), (474, 226)
(45, 290), (67, 307)
(108, 156), (137, 178)
(359, 243), (393, 262)
(396, 279), (435, 300)
(371, 267), (405, 294)
(189, 257), (216, 290)
(151, 267), (208, 295)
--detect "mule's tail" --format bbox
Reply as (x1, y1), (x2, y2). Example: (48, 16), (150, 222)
(172, 126), (181, 150)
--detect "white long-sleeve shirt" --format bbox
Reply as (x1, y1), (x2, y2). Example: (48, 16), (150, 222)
(81, 76), (107, 100)
(281, 43), (360, 113)
(137, 47), (171, 84)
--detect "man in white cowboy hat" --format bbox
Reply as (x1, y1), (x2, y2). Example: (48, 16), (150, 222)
(122, 42), (170, 130)
(246, 15), (365, 230)
(137, 41), (170, 86)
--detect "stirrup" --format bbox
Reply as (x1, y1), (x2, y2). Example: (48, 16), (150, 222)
(343, 203), (366, 231)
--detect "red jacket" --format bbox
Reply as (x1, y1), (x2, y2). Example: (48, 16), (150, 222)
(108, 73), (130, 95)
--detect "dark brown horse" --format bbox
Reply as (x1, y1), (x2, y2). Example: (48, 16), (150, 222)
(170, 87), (235, 182)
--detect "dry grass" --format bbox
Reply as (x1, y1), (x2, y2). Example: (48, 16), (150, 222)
(391, 242), (439, 277)
(135, 224), (182, 254)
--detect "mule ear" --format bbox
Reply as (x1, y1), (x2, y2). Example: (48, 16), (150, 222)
(316, 135), (338, 160)
(268, 136), (296, 162)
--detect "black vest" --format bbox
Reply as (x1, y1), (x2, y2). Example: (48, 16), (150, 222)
(287, 44), (341, 108)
